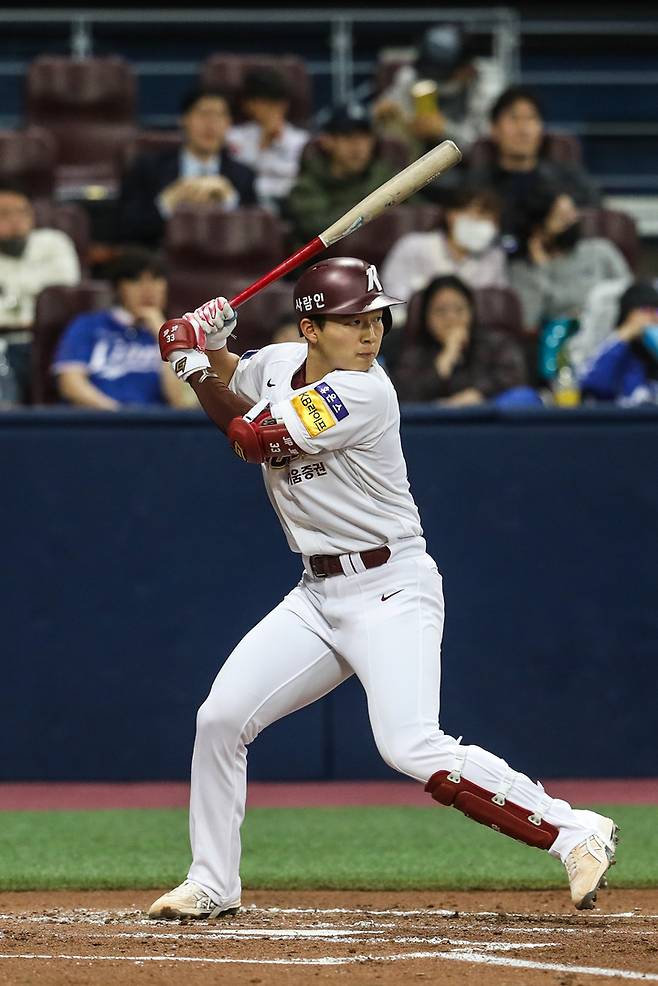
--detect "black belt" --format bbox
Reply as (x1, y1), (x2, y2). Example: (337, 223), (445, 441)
(309, 546), (391, 579)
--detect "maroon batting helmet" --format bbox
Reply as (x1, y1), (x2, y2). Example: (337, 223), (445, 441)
(293, 257), (403, 334)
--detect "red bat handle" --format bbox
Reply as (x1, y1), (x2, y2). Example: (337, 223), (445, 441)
(228, 236), (325, 309)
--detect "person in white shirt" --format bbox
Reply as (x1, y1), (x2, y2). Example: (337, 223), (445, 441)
(148, 257), (618, 920)
(0, 183), (80, 403)
(227, 67), (310, 213)
(381, 183), (508, 327)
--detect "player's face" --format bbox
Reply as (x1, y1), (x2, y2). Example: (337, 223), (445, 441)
(183, 96), (231, 157)
(492, 99), (543, 159)
(307, 309), (385, 371)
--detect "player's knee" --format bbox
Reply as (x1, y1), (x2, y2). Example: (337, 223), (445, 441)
(375, 729), (457, 776)
(196, 694), (242, 742)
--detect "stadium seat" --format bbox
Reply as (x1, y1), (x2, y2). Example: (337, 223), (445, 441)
(0, 127), (57, 197)
(579, 207), (641, 273)
(321, 204), (443, 271)
(300, 134), (411, 173)
(165, 204), (288, 282)
(31, 281), (113, 404)
(32, 199), (91, 274)
(166, 274), (294, 356)
(25, 56), (137, 191)
(403, 283), (526, 342)
(199, 54), (312, 128)
(466, 131), (584, 169)
(118, 129), (183, 174)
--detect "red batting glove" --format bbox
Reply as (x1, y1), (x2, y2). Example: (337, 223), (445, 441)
(159, 317), (210, 380)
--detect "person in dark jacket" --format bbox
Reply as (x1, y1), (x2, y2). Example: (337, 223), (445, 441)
(118, 87), (257, 248)
(579, 281), (658, 405)
(465, 86), (601, 248)
(391, 273), (529, 405)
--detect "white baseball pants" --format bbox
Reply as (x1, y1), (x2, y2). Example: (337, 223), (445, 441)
(187, 537), (595, 907)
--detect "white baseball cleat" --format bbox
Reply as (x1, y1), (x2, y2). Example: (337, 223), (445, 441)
(572, 809), (619, 890)
(565, 811), (620, 910)
(148, 880), (240, 920)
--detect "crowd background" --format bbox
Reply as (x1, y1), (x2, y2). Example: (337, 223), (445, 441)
(1, 7), (658, 411)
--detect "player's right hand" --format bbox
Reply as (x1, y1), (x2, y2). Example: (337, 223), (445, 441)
(159, 318), (210, 381)
(187, 296), (238, 351)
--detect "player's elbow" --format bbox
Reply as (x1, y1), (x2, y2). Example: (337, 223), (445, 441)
(227, 416), (264, 463)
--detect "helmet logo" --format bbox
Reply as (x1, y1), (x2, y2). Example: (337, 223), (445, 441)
(366, 264), (383, 293)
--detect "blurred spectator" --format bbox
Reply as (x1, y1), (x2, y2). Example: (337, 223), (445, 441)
(579, 281), (658, 406)
(284, 103), (398, 250)
(52, 248), (191, 409)
(373, 23), (505, 156)
(467, 86), (601, 245)
(391, 274), (529, 405)
(271, 316), (301, 344)
(227, 67), (310, 213)
(118, 87), (256, 247)
(508, 185), (630, 333)
(381, 184), (507, 326)
(0, 182), (80, 404)
(567, 276), (632, 376)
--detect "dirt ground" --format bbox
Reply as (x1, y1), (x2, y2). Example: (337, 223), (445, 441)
(1, 888), (657, 985)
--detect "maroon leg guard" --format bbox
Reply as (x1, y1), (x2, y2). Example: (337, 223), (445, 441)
(425, 769), (559, 850)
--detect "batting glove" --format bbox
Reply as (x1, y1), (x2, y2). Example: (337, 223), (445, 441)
(186, 296), (237, 351)
(159, 317), (210, 381)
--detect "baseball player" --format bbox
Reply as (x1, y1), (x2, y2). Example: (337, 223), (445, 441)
(148, 257), (618, 920)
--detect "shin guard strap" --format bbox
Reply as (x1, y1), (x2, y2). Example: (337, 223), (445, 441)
(425, 769), (558, 850)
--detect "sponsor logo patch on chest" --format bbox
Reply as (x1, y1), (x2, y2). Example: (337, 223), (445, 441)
(291, 386), (349, 436)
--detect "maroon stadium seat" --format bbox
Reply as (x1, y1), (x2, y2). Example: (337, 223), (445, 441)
(300, 134), (411, 174)
(403, 283), (525, 342)
(200, 54), (312, 128)
(165, 204), (288, 282)
(466, 131), (584, 170)
(118, 129), (183, 175)
(25, 56), (137, 190)
(579, 207), (641, 273)
(31, 281), (113, 404)
(32, 199), (91, 274)
(166, 274), (294, 356)
(321, 204), (443, 271)
(0, 127), (57, 197)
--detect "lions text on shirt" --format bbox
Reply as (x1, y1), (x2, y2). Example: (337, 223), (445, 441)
(229, 343), (422, 556)
(53, 309), (165, 405)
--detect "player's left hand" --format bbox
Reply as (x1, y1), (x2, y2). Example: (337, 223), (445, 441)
(185, 297), (237, 351)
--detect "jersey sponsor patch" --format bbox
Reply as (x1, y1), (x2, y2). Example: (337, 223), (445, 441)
(291, 388), (339, 437)
(314, 382), (349, 422)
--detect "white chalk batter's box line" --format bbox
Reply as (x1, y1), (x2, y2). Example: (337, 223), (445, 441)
(0, 951), (657, 979)
(1, 906), (654, 927)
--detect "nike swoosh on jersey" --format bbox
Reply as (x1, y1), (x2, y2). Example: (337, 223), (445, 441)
(267, 379), (276, 386)
(381, 589), (404, 602)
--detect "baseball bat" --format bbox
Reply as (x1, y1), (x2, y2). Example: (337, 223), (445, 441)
(225, 138), (462, 310)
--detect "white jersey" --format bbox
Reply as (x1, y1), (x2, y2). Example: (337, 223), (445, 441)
(229, 342), (423, 556)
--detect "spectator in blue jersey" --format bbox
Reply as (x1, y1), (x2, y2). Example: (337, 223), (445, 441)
(579, 281), (658, 406)
(53, 248), (192, 409)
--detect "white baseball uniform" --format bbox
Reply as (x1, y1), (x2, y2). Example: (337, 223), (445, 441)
(187, 342), (595, 907)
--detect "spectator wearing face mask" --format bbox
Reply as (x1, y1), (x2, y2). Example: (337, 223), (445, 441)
(579, 281), (658, 406)
(508, 185), (629, 334)
(381, 185), (507, 326)
(0, 182), (81, 404)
